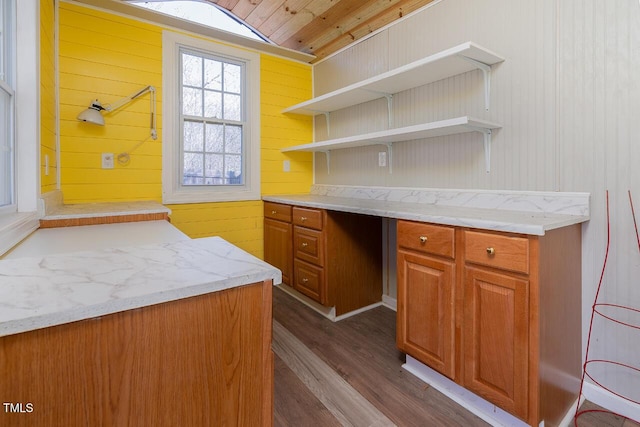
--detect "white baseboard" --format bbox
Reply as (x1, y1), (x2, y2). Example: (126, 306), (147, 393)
(580, 381), (640, 423)
(403, 356), (530, 427)
(276, 285), (383, 322)
(403, 356), (583, 427)
(382, 295), (397, 311)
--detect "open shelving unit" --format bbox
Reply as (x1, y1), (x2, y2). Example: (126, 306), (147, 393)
(281, 41), (504, 173)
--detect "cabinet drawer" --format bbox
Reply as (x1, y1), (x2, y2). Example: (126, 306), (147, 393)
(397, 220), (455, 259)
(264, 202), (292, 222)
(464, 231), (529, 274)
(292, 207), (323, 230)
(294, 226), (325, 266)
(294, 259), (325, 303)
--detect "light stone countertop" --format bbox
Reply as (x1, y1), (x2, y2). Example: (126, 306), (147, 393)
(42, 200), (170, 219)
(263, 185), (590, 236)
(0, 236), (281, 337)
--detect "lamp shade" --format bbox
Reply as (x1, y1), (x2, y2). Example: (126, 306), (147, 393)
(77, 101), (106, 126)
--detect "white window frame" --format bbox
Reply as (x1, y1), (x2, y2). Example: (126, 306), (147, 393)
(0, 0), (39, 256)
(162, 31), (260, 204)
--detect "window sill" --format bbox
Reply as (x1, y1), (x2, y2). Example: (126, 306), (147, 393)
(0, 212), (40, 257)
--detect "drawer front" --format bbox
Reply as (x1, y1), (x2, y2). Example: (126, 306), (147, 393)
(292, 207), (323, 230)
(294, 226), (325, 267)
(464, 231), (529, 274)
(397, 220), (455, 259)
(294, 259), (325, 303)
(264, 202), (292, 222)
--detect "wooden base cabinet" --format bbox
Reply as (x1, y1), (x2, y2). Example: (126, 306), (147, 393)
(0, 281), (274, 427)
(264, 202), (383, 316)
(397, 221), (456, 380)
(397, 220), (582, 426)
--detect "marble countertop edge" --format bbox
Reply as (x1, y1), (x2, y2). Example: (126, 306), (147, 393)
(0, 272), (280, 338)
(262, 194), (589, 235)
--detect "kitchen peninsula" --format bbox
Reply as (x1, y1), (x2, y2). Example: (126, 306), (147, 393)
(0, 232), (280, 427)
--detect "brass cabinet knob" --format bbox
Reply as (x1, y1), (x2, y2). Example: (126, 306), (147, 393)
(271, 210), (277, 214)
(301, 242), (308, 247)
(419, 236), (428, 244)
(302, 278), (309, 283)
(486, 247), (495, 255)
(301, 216), (307, 222)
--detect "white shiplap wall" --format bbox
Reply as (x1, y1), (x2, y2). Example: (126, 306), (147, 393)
(309, 0), (640, 417)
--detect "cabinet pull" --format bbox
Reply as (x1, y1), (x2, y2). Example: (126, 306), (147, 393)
(271, 210), (277, 214)
(302, 278), (309, 283)
(486, 247), (495, 255)
(300, 216), (307, 222)
(301, 242), (308, 247)
(419, 236), (428, 244)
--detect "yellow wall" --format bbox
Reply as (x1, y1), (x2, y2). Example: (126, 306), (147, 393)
(58, 3), (312, 257)
(41, 0), (57, 194)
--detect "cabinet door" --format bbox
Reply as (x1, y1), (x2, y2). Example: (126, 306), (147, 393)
(264, 218), (292, 286)
(463, 266), (529, 421)
(397, 250), (455, 379)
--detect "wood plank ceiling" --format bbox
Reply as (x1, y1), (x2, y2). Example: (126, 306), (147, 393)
(206, 0), (436, 62)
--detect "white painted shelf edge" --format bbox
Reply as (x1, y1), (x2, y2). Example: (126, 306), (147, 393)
(281, 116), (502, 173)
(282, 41), (505, 116)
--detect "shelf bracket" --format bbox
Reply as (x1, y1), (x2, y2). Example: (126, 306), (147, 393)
(385, 142), (393, 174)
(468, 126), (493, 173)
(459, 55), (492, 111)
(384, 94), (394, 128)
(322, 112), (331, 138)
(321, 150), (331, 175)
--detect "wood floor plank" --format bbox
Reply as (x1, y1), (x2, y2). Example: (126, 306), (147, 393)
(273, 320), (396, 427)
(274, 354), (342, 427)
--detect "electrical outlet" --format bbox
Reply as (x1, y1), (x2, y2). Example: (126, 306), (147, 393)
(283, 160), (291, 172)
(101, 153), (114, 169)
(378, 151), (387, 167)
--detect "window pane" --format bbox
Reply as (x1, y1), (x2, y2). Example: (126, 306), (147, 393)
(223, 93), (241, 121)
(183, 121), (203, 151)
(205, 154), (223, 184)
(224, 154), (242, 184)
(204, 59), (221, 90)
(226, 125), (242, 154)
(182, 87), (202, 116)
(182, 53), (202, 87)
(183, 152), (203, 185)
(204, 90), (222, 119)
(224, 63), (241, 93)
(205, 123), (223, 152)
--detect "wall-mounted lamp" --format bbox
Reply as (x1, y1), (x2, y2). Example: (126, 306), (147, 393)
(77, 85), (157, 140)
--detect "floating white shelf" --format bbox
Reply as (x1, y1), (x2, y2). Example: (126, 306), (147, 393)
(282, 116), (502, 173)
(283, 42), (504, 116)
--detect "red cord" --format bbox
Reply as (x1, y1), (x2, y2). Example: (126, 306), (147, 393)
(629, 190), (640, 253)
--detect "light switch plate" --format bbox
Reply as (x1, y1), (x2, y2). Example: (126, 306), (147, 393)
(378, 151), (387, 167)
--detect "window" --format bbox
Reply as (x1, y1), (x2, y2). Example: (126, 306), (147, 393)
(131, 1), (268, 42)
(181, 50), (244, 186)
(162, 31), (260, 204)
(0, 0), (15, 212)
(0, 0), (39, 256)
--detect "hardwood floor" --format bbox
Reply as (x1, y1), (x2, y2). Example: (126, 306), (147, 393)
(272, 286), (640, 427)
